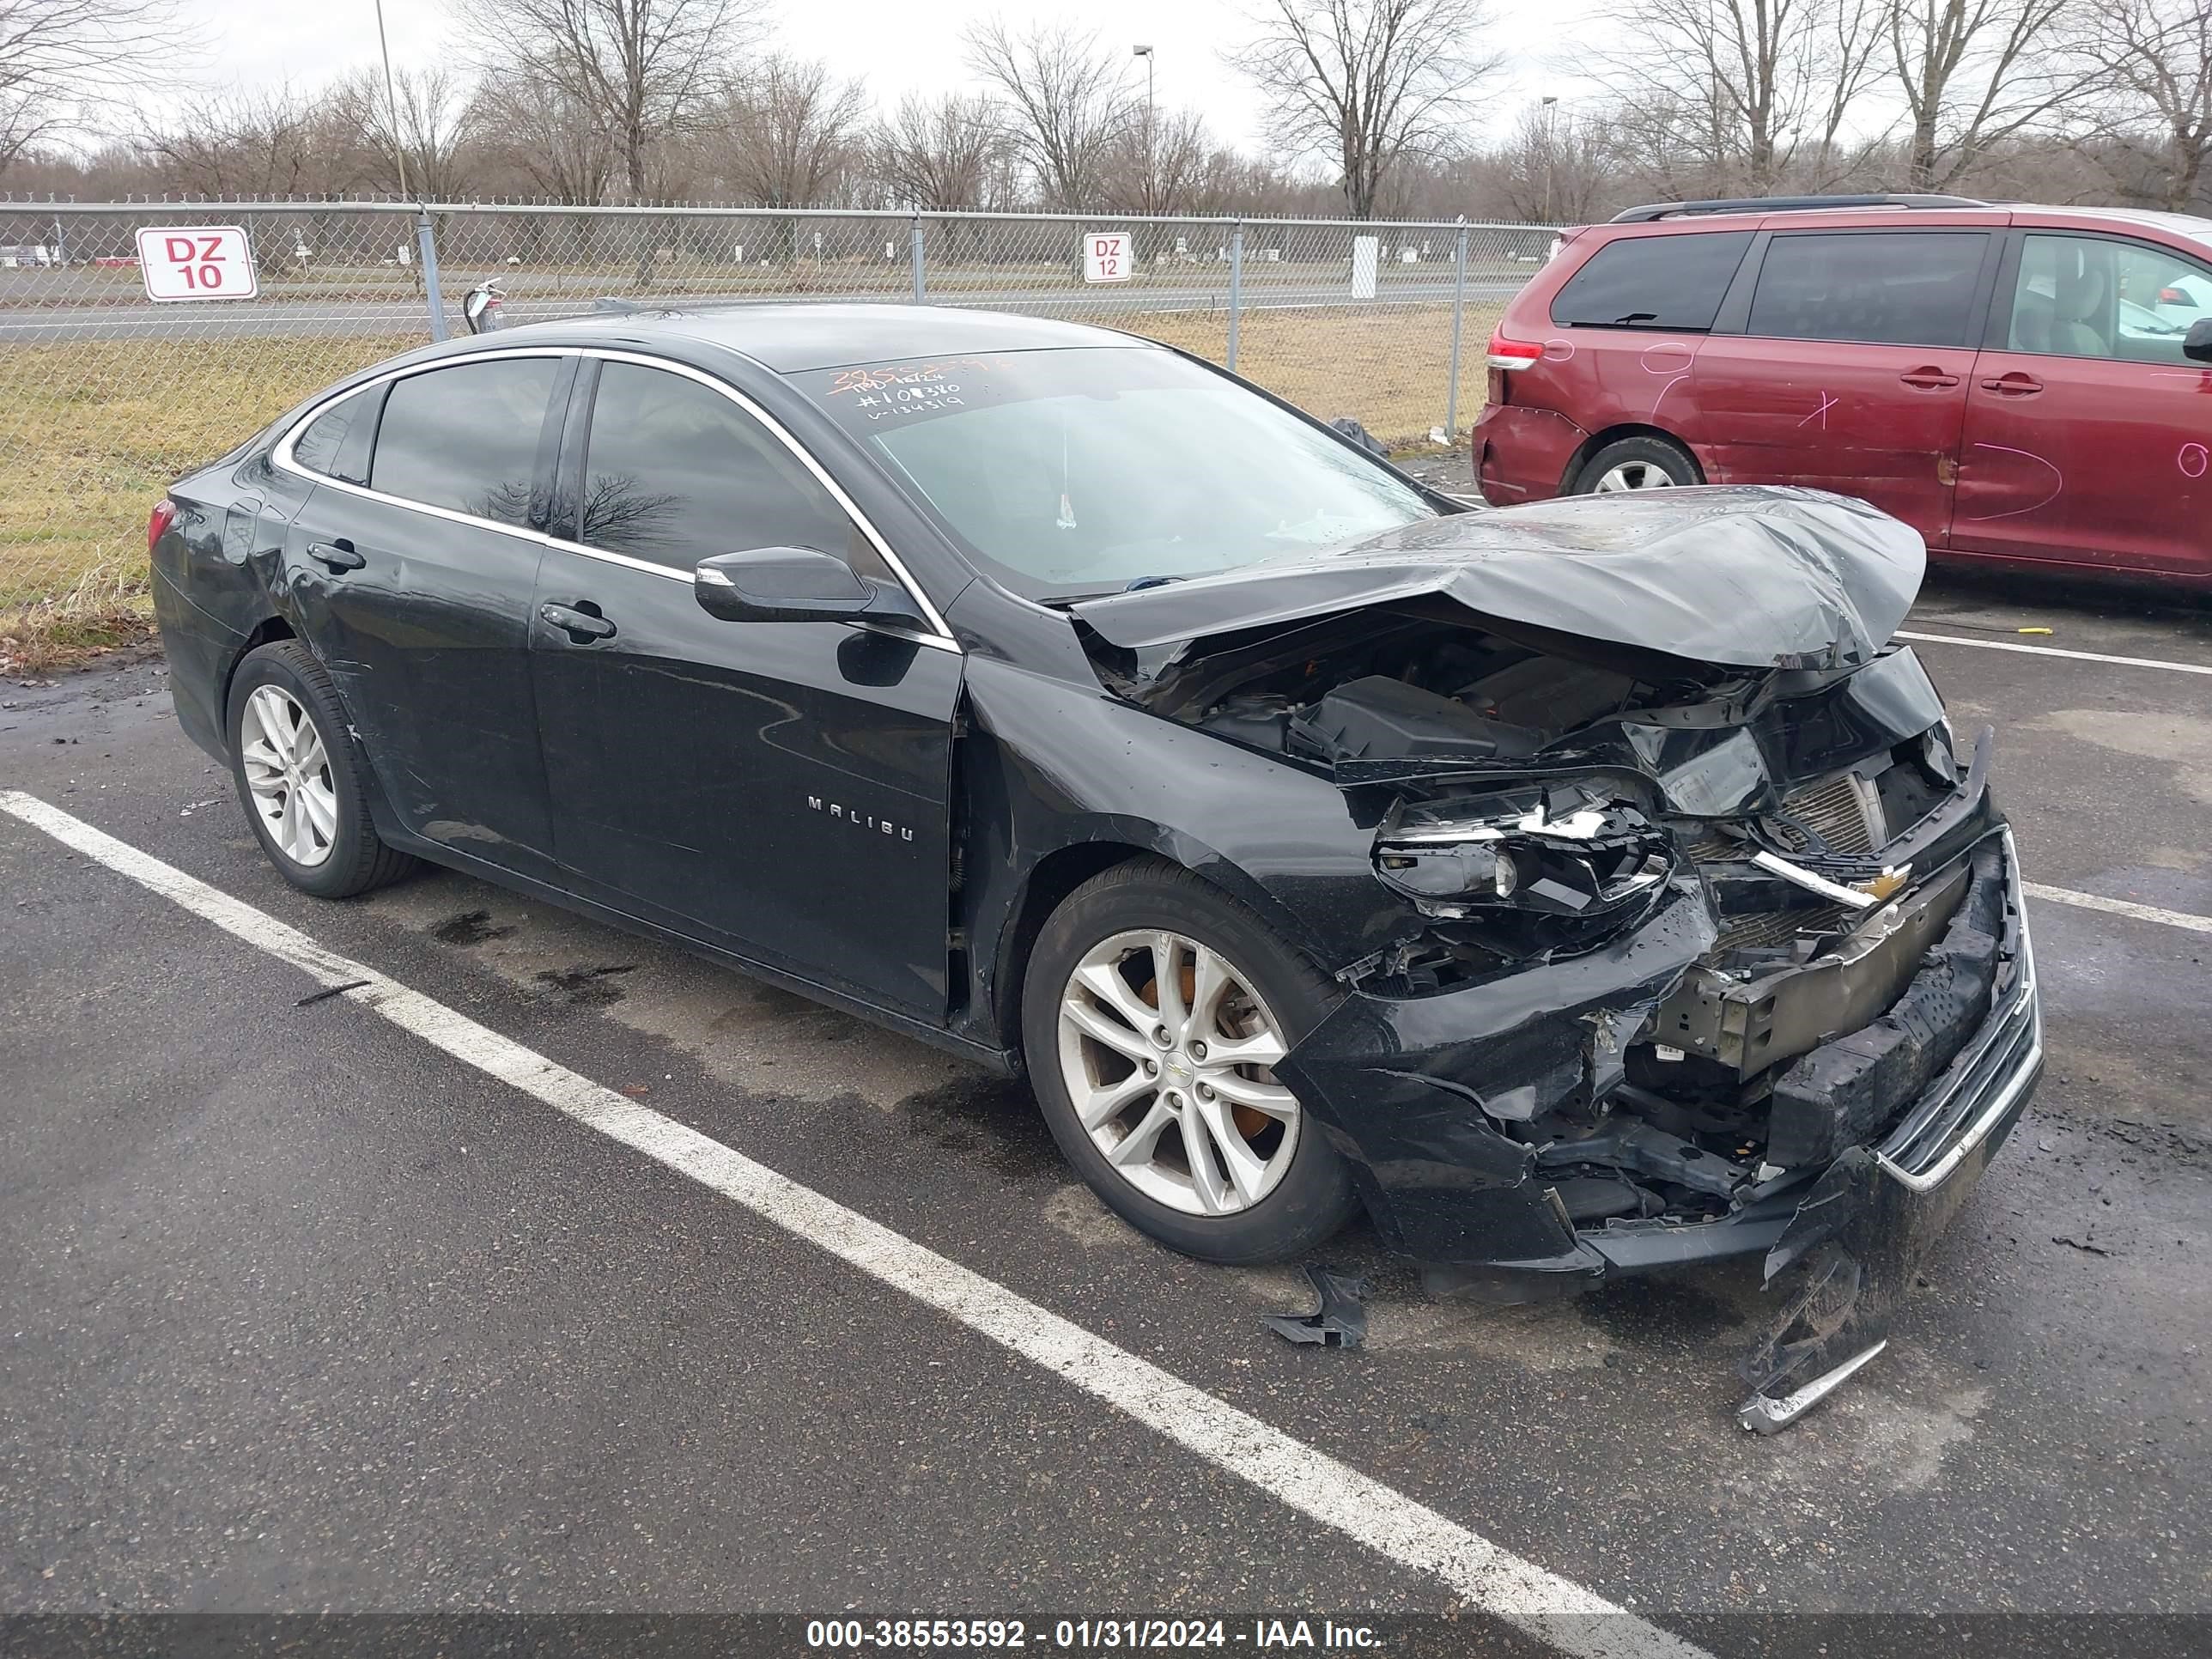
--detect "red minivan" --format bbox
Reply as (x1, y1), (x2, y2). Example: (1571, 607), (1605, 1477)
(1473, 194), (2212, 587)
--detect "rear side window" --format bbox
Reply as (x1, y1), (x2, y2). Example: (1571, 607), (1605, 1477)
(575, 362), (879, 574)
(1550, 232), (1753, 331)
(370, 357), (559, 527)
(1747, 231), (1989, 347)
(290, 386), (380, 485)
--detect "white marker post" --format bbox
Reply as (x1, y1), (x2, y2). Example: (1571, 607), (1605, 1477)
(135, 226), (259, 301)
(1083, 230), (1133, 283)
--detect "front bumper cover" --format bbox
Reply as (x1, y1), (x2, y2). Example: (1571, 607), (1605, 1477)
(1277, 829), (2040, 1403)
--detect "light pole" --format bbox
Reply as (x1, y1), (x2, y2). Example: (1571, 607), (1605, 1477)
(1540, 95), (1560, 225)
(1133, 44), (1155, 217)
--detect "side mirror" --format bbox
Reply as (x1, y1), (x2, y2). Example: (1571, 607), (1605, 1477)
(2186, 318), (2212, 363)
(696, 545), (924, 628)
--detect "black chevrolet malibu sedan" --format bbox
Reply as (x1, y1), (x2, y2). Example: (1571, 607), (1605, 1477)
(151, 306), (2040, 1425)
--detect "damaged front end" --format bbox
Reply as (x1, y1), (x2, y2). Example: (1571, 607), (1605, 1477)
(1071, 490), (2043, 1427)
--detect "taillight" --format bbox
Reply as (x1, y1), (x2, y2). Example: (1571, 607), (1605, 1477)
(148, 498), (176, 553)
(1486, 330), (1545, 372)
(2159, 286), (2190, 305)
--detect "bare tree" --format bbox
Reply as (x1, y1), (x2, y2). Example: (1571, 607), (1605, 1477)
(1888, 0), (2085, 189)
(1236, 0), (1501, 218)
(1591, 0), (1887, 196)
(461, 0), (768, 200)
(1, 0), (182, 167)
(963, 16), (1137, 208)
(468, 58), (618, 204)
(2065, 0), (2212, 208)
(332, 66), (477, 200)
(1492, 102), (1620, 223)
(138, 86), (339, 198)
(712, 55), (869, 209)
(875, 91), (1011, 210)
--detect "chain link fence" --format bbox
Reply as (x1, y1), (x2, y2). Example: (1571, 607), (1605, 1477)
(0, 198), (1553, 641)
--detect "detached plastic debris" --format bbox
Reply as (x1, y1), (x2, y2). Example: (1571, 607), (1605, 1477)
(1261, 1266), (1371, 1349)
(1328, 418), (1390, 458)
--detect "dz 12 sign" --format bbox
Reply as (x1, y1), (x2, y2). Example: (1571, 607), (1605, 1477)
(136, 226), (259, 301)
(1083, 231), (1132, 283)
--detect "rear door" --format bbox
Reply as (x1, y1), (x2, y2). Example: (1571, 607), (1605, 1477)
(528, 354), (964, 1019)
(1691, 227), (1999, 548)
(278, 351), (568, 881)
(1954, 230), (2212, 578)
(1540, 228), (1757, 477)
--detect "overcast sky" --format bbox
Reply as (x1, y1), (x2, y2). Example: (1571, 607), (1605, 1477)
(173, 0), (1585, 159)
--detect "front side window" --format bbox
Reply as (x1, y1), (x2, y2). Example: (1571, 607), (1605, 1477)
(370, 357), (558, 527)
(1747, 231), (1989, 348)
(576, 362), (875, 573)
(2007, 233), (2212, 363)
(1549, 232), (1753, 331)
(789, 348), (1435, 602)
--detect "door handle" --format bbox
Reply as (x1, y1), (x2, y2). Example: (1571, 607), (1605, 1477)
(306, 539), (363, 572)
(1978, 372), (2044, 397)
(1899, 367), (1961, 390)
(540, 601), (617, 643)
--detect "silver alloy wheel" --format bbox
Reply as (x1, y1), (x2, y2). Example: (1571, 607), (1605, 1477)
(1055, 929), (1302, 1217)
(239, 684), (339, 868)
(1593, 460), (1676, 492)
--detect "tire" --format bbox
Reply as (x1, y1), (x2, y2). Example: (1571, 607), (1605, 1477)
(225, 640), (416, 899)
(1570, 434), (1701, 495)
(1021, 858), (1360, 1264)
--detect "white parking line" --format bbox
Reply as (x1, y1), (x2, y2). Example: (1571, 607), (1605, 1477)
(1897, 629), (2212, 677)
(0, 788), (1705, 1659)
(2025, 882), (2212, 937)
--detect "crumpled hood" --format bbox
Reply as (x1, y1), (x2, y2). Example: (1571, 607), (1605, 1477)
(1072, 487), (1926, 672)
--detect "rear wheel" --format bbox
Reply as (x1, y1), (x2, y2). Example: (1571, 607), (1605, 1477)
(1571, 434), (1700, 495)
(226, 641), (416, 899)
(1021, 859), (1359, 1264)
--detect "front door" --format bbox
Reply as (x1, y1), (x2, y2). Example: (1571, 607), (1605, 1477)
(529, 356), (963, 1019)
(1692, 228), (1996, 550)
(1954, 231), (2212, 578)
(280, 353), (568, 881)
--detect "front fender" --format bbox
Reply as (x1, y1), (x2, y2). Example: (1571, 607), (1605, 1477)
(957, 656), (1418, 1037)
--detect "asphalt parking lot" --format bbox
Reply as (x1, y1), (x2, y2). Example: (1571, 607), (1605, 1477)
(3, 558), (2209, 1652)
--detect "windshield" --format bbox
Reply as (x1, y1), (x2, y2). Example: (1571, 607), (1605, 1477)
(789, 347), (1436, 600)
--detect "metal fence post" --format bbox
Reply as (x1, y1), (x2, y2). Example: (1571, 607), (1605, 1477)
(1227, 220), (1244, 373)
(911, 211), (927, 302)
(416, 211), (448, 342)
(1446, 217), (1469, 437)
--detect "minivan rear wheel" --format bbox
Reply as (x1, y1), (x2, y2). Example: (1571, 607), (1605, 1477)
(1571, 435), (1701, 494)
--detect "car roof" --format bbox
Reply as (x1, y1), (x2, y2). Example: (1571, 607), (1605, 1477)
(1602, 201), (2212, 256)
(495, 302), (1158, 374)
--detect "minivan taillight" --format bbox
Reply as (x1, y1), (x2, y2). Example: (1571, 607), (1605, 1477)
(2159, 286), (2190, 306)
(1487, 331), (1545, 372)
(148, 498), (177, 553)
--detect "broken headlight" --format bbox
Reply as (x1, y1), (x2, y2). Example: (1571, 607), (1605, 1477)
(1374, 793), (1674, 921)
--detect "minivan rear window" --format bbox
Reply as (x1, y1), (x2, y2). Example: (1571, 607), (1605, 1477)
(1549, 232), (1753, 331)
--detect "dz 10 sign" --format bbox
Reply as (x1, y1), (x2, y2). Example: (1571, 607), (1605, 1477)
(136, 226), (259, 301)
(1083, 231), (1132, 283)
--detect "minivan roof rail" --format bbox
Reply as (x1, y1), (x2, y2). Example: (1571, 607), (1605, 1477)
(1609, 193), (1988, 223)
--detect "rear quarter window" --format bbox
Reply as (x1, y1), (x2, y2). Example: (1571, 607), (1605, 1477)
(1549, 232), (1754, 331)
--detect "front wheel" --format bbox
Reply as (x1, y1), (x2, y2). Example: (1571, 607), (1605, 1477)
(1021, 859), (1359, 1264)
(1571, 434), (1701, 494)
